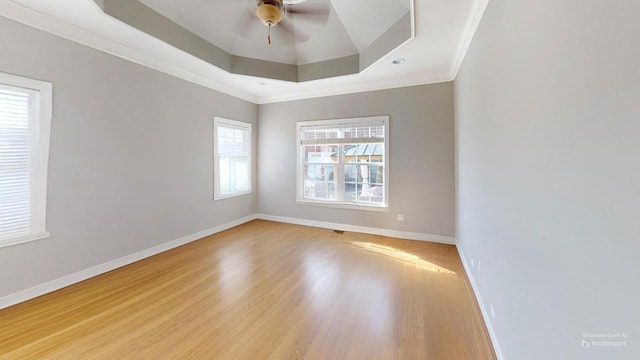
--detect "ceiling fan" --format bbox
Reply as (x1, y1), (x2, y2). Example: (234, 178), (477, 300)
(245, 0), (331, 45)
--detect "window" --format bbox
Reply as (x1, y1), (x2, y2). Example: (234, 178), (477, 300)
(296, 116), (389, 210)
(0, 72), (52, 247)
(213, 117), (252, 200)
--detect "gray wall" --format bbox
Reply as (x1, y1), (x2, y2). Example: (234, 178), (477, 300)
(258, 83), (455, 237)
(0, 17), (258, 297)
(455, 0), (639, 359)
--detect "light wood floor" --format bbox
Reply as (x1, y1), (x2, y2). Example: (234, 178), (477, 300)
(0, 220), (495, 359)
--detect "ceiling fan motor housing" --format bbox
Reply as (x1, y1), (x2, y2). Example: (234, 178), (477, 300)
(256, 0), (284, 26)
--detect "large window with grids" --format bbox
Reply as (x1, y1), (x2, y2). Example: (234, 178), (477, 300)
(213, 117), (252, 200)
(0, 72), (52, 247)
(296, 116), (389, 210)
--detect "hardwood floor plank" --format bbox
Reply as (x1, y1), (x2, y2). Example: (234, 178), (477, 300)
(0, 220), (495, 359)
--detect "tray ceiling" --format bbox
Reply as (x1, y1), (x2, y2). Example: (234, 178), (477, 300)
(99, 0), (413, 82)
(138, 0), (413, 65)
(0, 0), (488, 103)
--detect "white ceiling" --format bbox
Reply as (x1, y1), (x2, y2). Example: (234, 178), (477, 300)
(0, 0), (488, 104)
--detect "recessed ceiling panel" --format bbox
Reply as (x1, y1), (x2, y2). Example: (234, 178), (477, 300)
(138, 0), (362, 66)
(331, 0), (411, 52)
(137, 0), (246, 53)
(97, 0), (413, 82)
(288, 5), (357, 65)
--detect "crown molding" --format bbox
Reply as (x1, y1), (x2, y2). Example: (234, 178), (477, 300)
(256, 72), (452, 104)
(450, 0), (489, 78)
(0, 0), (259, 103)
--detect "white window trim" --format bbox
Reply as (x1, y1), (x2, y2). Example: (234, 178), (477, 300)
(296, 116), (389, 211)
(0, 72), (52, 248)
(213, 117), (252, 200)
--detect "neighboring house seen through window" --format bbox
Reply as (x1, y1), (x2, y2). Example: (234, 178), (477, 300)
(213, 117), (251, 200)
(0, 72), (52, 247)
(296, 116), (389, 210)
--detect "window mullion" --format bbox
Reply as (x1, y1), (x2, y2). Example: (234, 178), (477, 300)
(336, 144), (345, 201)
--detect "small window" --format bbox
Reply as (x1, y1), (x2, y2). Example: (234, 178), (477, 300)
(213, 117), (252, 200)
(296, 116), (389, 211)
(0, 72), (52, 247)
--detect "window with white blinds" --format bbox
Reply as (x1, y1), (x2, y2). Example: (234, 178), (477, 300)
(0, 72), (52, 247)
(296, 116), (389, 211)
(213, 117), (252, 200)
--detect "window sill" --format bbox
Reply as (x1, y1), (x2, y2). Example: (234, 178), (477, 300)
(0, 231), (50, 249)
(214, 190), (252, 201)
(296, 200), (389, 212)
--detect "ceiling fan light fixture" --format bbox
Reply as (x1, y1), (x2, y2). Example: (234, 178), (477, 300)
(256, 1), (284, 26)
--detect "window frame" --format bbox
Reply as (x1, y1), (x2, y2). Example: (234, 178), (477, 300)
(213, 117), (252, 200)
(0, 72), (52, 248)
(296, 116), (389, 212)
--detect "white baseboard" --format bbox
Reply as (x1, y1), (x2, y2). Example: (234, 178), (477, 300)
(255, 213), (456, 245)
(456, 244), (504, 360)
(0, 214), (257, 310)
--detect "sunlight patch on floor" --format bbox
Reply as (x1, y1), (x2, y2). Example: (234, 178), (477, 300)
(351, 242), (457, 275)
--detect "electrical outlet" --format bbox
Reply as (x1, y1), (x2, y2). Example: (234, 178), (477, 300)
(471, 258), (475, 268)
(490, 304), (496, 320)
(477, 260), (481, 271)
(397, 214), (404, 222)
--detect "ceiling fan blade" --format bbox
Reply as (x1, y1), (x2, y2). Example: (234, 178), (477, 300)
(286, 2), (331, 24)
(277, 19), (310, 43)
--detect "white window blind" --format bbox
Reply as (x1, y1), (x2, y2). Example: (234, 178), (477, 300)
(0, 72), (52, 247)
(296, 116), (389, 210)
(213, 117), (251, 200)
(0, 88), (31, 241)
